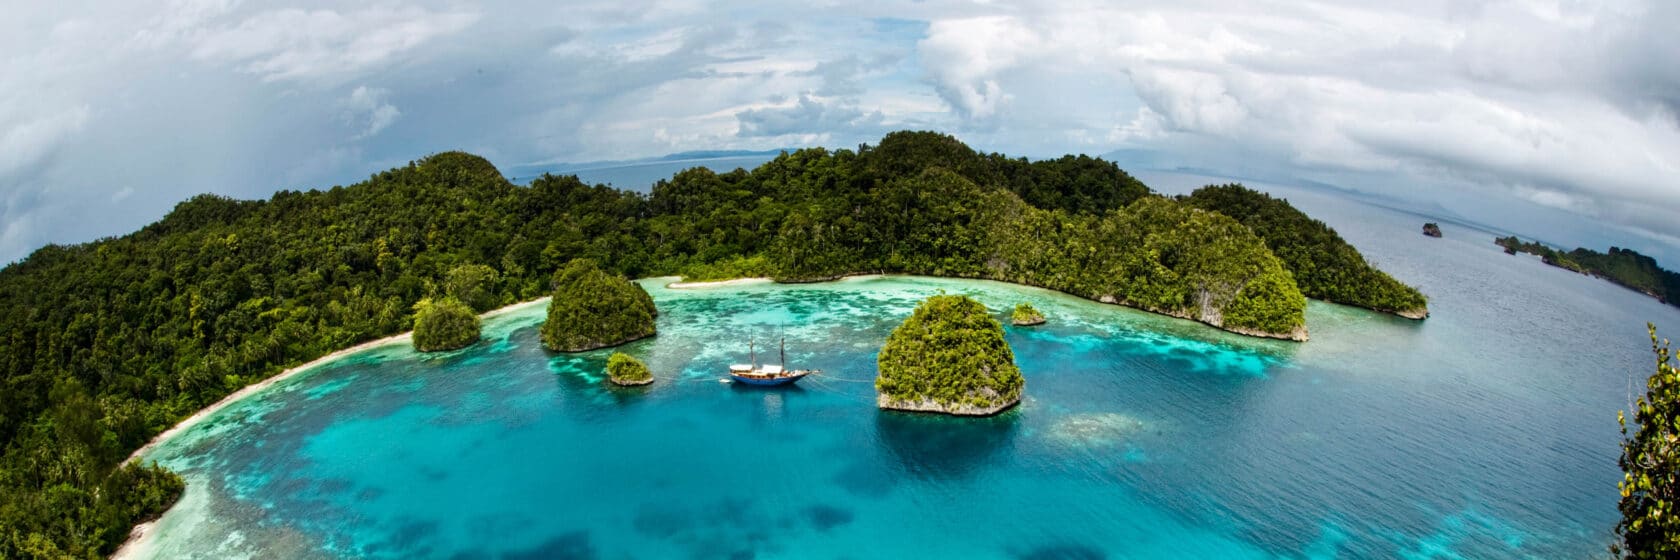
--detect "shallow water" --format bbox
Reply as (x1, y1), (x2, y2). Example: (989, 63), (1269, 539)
(130, 185), (1680, 559)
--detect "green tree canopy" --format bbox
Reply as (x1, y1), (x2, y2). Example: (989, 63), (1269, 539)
(541, 259), (658, 352)
(1616, 325), (1680, 558)
(877, 294), (1024, 416)
(1182, 184), (1427, 317)
(412, 297), (481, 352)
(445, 263), (502, 312)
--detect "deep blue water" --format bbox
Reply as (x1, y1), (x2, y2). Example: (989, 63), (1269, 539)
(127, 179), (1680, 559)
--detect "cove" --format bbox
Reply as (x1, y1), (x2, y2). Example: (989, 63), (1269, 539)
(122, 223), (1669, 560)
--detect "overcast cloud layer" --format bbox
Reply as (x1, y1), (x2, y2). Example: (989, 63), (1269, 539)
(2, 0), (1677, 264)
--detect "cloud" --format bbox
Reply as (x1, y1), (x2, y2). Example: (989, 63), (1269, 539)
(910, 1), (1680, 253)
(344, 86), (401, 139)
(184, 5), (479, 82)
(736, 94), (884, 138)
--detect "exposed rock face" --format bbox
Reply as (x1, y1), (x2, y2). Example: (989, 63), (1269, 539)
(1422, 223), (1443, 238)
(876, 295), (1024, 417)
(876, 393), (1018, 416)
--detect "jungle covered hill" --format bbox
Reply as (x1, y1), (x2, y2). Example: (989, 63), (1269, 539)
(0, 130), (1419, 557)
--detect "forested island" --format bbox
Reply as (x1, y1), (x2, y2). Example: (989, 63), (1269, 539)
(877, 294), (1024, 416)
(0, 130), (1422, 557)
(1496, 236), (1680, 306)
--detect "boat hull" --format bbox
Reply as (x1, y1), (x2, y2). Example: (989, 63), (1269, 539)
(730, 372), (809, 386)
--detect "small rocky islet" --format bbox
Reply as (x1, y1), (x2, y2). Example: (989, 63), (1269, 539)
(605, 352), (654, 386)
(540, 258), (658, 353)
(874, 294), (1025, 417)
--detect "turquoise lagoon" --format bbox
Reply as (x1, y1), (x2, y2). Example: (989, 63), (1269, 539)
(127, 184), (1680, 559)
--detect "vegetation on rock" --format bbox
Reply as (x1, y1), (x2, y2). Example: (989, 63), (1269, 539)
(1615, 325), (1680, 558)
(1498, 236), (1680, 307)
(412, 297), (481, 352)
(1182, 184), (1428, 318)
(605, 352), (654, 386)
(541, 259), (658, 352)
(1010, 303), (1045, 326)
(877, 294), (1024, 416)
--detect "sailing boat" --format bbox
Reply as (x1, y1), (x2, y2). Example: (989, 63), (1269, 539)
(728, 334), (816, 386)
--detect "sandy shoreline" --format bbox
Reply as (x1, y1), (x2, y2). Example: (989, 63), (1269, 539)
(112, 297), (550, 559)
(665, 277), (773, 289)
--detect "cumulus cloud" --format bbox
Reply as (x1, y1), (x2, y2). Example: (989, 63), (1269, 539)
(737, 94), (885, 138)
(343, 86), (401, 139)
(184, 5), (479, 82)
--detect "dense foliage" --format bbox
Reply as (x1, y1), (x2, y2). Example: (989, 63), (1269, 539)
(877, 294), (1024, 414)
(1616, 325), (1680, 557)
(0, 130), (1406, 555)
(445, 264), (502, 312)
(541, 259), (658, 352)
(605, 352), (653, 386)
(1497, 237), (1680, 306)
(412, 297), (480, 352)
(1182, 184), (1428, 316)
(1010, 303), (1045, 326)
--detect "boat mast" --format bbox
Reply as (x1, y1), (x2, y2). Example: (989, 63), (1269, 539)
(780, 336), (786, 367)
(749, 337), (756, 368)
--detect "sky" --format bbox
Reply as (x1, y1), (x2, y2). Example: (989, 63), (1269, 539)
(2, 0), (1678, 264)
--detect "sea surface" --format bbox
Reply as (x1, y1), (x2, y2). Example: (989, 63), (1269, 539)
(126, 175), (1680, 559)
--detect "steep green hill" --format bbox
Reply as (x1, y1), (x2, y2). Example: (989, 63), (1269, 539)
(1182, 184), (1428, 318)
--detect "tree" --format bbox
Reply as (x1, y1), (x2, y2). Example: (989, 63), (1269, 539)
(1616, 324), (1680, 558)
(412, 297), (480, 352)
(445, 264), (501, 312)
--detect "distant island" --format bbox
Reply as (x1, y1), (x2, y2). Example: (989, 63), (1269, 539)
(1496, 236), (1680, 305)
(0, 130), (1424, 556)
(877, 294), (1024, 416)
(1423, 223), (1442, 238)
